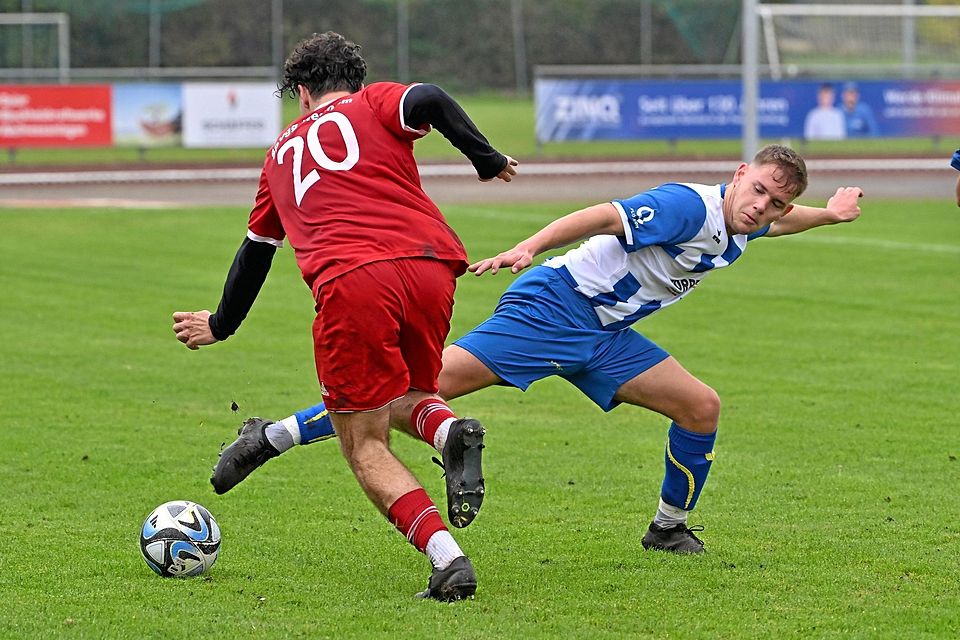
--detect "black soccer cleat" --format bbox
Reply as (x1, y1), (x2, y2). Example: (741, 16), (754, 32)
(210, 417), (280, 495)
(437, 418), (486, 528)
(641, 521), (706, 554)
(415, 556), (477, 602)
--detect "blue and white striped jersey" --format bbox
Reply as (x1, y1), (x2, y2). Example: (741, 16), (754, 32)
(543, 182), (768, 331)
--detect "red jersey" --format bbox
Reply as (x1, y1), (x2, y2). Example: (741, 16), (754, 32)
(247, 82), (468, 296)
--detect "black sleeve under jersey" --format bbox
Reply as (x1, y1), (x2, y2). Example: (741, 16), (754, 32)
(208, 237), (277, 341)
(402, 83), (507, 180)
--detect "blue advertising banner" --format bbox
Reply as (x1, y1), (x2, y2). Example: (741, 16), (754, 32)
(535, 78), (960, 142)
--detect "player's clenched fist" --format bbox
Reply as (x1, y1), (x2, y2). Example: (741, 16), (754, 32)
(825, 186), (864, 223)
(480, 155), (519, 183)
(172, 310), (218, 350)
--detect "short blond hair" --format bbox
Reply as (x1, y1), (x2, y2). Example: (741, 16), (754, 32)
(752, 144), (808, 200)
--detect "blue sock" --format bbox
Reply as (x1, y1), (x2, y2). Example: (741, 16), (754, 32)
(660, 422), (717, 511)
(290, 403), (336, 445)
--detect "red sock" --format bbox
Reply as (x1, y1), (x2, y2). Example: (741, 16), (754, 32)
(411, 398), (456, 446)
(388, 488), (447, 553)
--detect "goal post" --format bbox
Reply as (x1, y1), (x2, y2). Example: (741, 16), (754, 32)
(742, 2), (960, 157)
(757, 3), (960, 81)
(0, 13), (70, 84)
(532, 3), (958, 155)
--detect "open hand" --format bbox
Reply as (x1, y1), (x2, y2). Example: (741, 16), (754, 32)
(468, 246), (534, 276)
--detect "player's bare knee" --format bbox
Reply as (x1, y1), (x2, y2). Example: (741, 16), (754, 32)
(684, 387), (720, 433)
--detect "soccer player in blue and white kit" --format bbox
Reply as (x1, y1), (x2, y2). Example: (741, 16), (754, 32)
(211, 145), (863, 553)
(952, 147), (960, 207)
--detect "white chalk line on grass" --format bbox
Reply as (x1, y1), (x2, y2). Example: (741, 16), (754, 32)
(778, 233), (960, 255)
(0, 168), (260, 185)
(0, 197), (186, 209)
(451, 205), (558, 222)
(7, 196), (952, 256)
(455, 206), (960, 255)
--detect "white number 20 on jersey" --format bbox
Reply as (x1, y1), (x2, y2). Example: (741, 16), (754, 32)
(277, 112), (360, 206)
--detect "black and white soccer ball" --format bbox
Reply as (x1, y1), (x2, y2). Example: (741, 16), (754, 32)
(139, 500), (221, 577)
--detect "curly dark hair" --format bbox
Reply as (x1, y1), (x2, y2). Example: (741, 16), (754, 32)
(277, 31), (367, 100)
(752, 144), (808, 199)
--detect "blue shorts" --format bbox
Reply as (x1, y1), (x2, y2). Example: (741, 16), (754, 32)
(454, 266), (669, 411)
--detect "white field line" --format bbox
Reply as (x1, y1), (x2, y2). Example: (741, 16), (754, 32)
(0, 197), (184, 209)
(0, 158), (954, 186)
(451, 206), (558, 222)
(0, 168), (260, 185)
(785, 233), (960, 255)
(453, 207), (960, 254)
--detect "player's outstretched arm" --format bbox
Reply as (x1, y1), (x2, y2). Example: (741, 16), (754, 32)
(766, 186), (863, 237)
(469, 202), (623, 275)
(172, 236), (277, 350)
(402, 83), (518, 182)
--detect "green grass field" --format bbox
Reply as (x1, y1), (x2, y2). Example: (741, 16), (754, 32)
(1, 198), (958, 638)
(0, 92), (953, 167)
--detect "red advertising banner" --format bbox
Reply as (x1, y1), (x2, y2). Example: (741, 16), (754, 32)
(0, 85), (112, 147)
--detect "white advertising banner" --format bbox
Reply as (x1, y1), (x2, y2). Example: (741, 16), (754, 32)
(182, 82), (280, 148)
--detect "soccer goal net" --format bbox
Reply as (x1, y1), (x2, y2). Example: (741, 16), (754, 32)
(757, 3), (960, 80)
(0, 13), (70, 83)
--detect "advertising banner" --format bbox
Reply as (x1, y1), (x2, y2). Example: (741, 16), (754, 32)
(0, 85), (112, 147)
(876, 81), (960, 137)
(182, 82), (281, 148)
(113, 83), (183, 147)
(535, 78), (960, 142)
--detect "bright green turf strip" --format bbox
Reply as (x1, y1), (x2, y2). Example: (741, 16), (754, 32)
(0, 200), (958, 638)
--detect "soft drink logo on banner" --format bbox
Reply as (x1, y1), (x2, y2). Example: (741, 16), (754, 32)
(536, 79), (960, 142)
(0, 85), (112, 147)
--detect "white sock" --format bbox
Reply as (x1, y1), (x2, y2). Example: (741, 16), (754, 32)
(279, 415), (302, 445)
(433, 418), (456, 452)
(653, 498), (689, 528)
(424, 530), (464, 570)
(264, 420), (295, 453)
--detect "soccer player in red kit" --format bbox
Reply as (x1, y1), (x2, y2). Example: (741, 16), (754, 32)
(172, 31), (518, 601)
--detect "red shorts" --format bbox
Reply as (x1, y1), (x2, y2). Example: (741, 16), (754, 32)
(312, 258), (459, 412)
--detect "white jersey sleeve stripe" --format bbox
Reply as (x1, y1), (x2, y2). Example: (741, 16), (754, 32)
(611, 200), (634, 247)
(399, 83), (431, 136)
(246, 229), (284, 248)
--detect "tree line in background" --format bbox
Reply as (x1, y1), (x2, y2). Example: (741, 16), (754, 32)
(0, 0), (743, 91)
